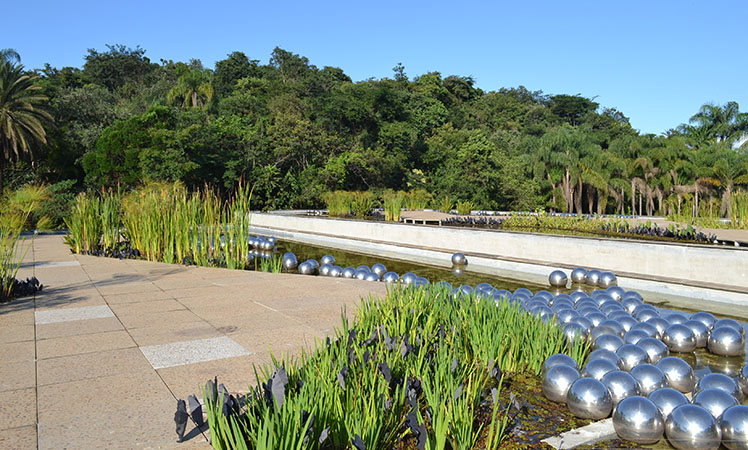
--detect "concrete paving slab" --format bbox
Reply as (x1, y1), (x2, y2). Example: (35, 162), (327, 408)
(0, 301), (35, 326)
(0, 388), (36, 431)
(37, 347), (153, 386)
(0, 324), (34, 344)
(188, 301), (267, 321)
(36, 330), (135, 359)
(206, 310), (303, 335)
(103, 289), (174, 305)
(128, 321), (221, 347)
(34, 261), (80, 268)
(0, 340), (35, 364)
(36, 316), (124, 340)
(152, 277), (214, 291)
(0, 425), (37, 450)
(140, 336), (251, 369)
(231, 324), (320, 354)
(117, 309), (204, 330)
(109, 298), (185, 317)
(34, 304), (114, 324)
(0, 360), (35, 392)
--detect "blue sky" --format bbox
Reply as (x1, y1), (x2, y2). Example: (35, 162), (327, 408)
(4, 0), (746, 135)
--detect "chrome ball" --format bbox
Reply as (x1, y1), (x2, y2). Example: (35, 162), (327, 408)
(585, 269), (602, 286)
(413, 277), (429, 288)
(663, 324), (697, 353)
(624, 329), (651, 345)
(382, 272), (399, 284)
(307, 259), (320, 269)
(694, 373), (743, 401)
(613, 396), (664, 444)
(683, 320), (710, 348)
(714, 319), (745, 337)
(354, 269), (368, 280)
(582, 359), (619, 380)
(557, 308), (580, 324)
(691, 312), (717, 330)
(542, 354), (580, 375)
(549, 270), (568, 288)
(618, 316), (638, 333)
(631, 322), (659, 339)
(298, 261), (315, 275)
(267, 236), (277, 246)
(622, 297), (644, 314)
(720, 405), (748, 450)
(319, 263), (333, 276)
(693, 388), (738, 420)
(598, 271), (618, 288)
(646, 317), (670, 339)
(599, 319), (625, 337)
(708, 326), (745, 357)
(630, 364), (668, 395)
(320, 254), (335, 265)
(356, 264), (370, 272)
(665, 405), (721, 450)
(364, 271), (380, 282)
(563, 322), (587, 344)
(665, 313), (689, 325)
(602, 370), (640, 406)
(542, 364), (581, 403)
(566, 377), (613, 419)
(570, 316), (594, 334)
(648, 387), (689, 418)
(587, 348), (623, 369)
(342, 267), (356, 278)
(616, 344), (649, 371)
(571, 267), (588, 283)
(585, 312), (608, 328)
(656, 357), (696, 393)
(637, 309), (660, 323)
(329, 265), (343, 277)
(738, 364), (748, 396)
(637, 337), (670, 364)
(371, 263), (387, 277)
(281, 252), (298, 270)
(593, 334), (624, 352)
(451, 252), (467, 265)
(607, 286), (625, 301)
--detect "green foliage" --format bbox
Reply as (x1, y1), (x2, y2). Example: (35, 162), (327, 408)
(404, 188), (431, 210)
(434, 194), (453, 213)
(456, 200), (475, 215)
(382, 190), (404, 221)
(323, 191), (353, 216)
(350, 191), (376, 218)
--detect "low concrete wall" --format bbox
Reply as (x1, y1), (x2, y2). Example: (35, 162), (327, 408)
(249, 213), (748, 311)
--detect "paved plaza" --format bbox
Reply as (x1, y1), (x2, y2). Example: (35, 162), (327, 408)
(0, 234), (386, 449)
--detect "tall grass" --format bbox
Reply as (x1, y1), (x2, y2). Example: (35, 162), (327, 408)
(382, 191), (404, 222)
(456, 200), (475, 215)
(435, 195), (453, 213)
(404, 188), (431, 210)
(731, 191), (748, 229)
(350, 191), (376, 218)
(323, 191), (353, 217)
(205, 285), (588, 449)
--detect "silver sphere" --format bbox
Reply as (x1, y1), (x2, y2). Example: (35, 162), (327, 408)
(622, 297), (644, 314)
(587, 348), (623, 369)
(691, 312), (717, 330)
(656, 357), (696, 393)
(566, 377), (614, 419)
(683, 320), (710, 348)
(557, 308), (579, 324)
(542, 365), (581, 402)
(607, 286), (625, 301)
(563, 322), (587, 344)
(585, 269), (602, 286)
(371, 263), (387, 277)
(282, 252), (298, 270)
(738, 364), (748, 396)
(320, 254), (335, 265)
(631, 322), (659, 339)
(586, 312), (608, 327)
(694, 373), (743, 401)
(363, 271), (380, 282)
(665, 313), (689, 325)
(570, 316), (594, 334)
(637, 309), (660, 323)
(582, 359), (619, 380)
(307, 259), (320, 270)
(298, 261), (315, 275)
(602, 370), (640, 406)
(356, 264), (370, 272)
(319, 263), (333, 276)
(631, 364), (668, 395)
(624, 329), (651, 345)
(342, 267), (356, 278)
(593, 334), (624, 352)
(649, 387), (689, 418)
(542, 354), (580, 375)
(267, 236), (277, 246)
(708, 326), (745, 357)
(571, 267), (588, 283)
(647, 317), (671, 339)
(663, 324), (698, 353)
(598, 271), (618, 288)
(618, 316), (638, 333)
(329, 265), (343, 277)
(382, 271), (399, 284)
(599, 319), (625, 338)
(616, 344), (650, 371)
(665, 404), (721, 450)
(549, 270), (568, 288)
(637, 337), (670, 364)
(354, 269), (368, 280)
(613, 396), (664, 444)
(451, 252), (467, 265)
(720, 405), (748, 450)
(714, 319), (745, 337)
(693, 388), (738, 419)
(401, 272), (417, 285)
(413, 277), (429, 288)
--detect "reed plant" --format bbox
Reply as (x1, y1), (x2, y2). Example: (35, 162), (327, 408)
(435, 195), (453, 213)
(456, 200), (475, 215)
(64, 192), (103, 254)
(258, 254), (283, 273)
(731, 190), (748, 229)
(323, 191), (353, 217)
(404, 188), (431, 211)
(382, 190), (404, 222)
(204, 285), (588, 449)
(350, 191), (376, 218)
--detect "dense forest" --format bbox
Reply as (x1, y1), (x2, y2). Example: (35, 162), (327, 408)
(2, 45), (747, 224)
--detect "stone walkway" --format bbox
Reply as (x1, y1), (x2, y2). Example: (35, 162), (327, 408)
(0, 234), (386, 449)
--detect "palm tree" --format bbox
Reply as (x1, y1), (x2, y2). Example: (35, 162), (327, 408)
(167, 69), (214, 108)
(685, 102), (748, 146)
(0, 49), (20, 64)
(0, 62), (52, 192)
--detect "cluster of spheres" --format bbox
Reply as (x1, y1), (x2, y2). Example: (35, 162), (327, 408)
(248, 235), (277, 255)
(539, 274), (748, 449)
(550, 267), (618, 289)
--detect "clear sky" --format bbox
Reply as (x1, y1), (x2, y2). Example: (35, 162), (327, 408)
(3, 0), (746, 135)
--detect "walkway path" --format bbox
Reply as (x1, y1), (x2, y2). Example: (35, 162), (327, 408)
(0, 234), (386, 449)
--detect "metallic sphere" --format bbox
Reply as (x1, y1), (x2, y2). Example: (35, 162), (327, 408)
(646, 317), (671, 339)
(618, 316), (639, 333)
(656, 357), (696, 393)
(356, 265), (370, 272)
(708, 326), (746, 357)
(694, 373), (742, 401)
(320, 254), (335, 265)
(616, 344), (650, 372)
(354, 269), (369, 280)
(329, 265), (343, 277)
(363, 271), (380, 282)
(400, 272), (417, 285)
(451, 252), (467, 265)
(598, 271), (618, 288)
(593, 334), (625, 352)
(720, 405), (748, 450)
(382, 272), (399, 284)
(434, 280), (452, 290)
(570, 316), (594, 334)
(607, 286), (625, 301)
(713, 319), (745, 337)
(630, 364), (668, 395)
(648, 387), (689, 418)
(631, 322), (659, 339)
(613, 396), (664, 444)
(637, 309), (660, 323)
(282, 253), (298, 270)
(267, 236), (277, 246)
(566, 377), (614, 419)
(451, 266), (464, 277)
(739, 364), (748, 396)
(624, 329), (651, 345)
(693, 389), (738, 420)
(585, 269), (602, 286)
(587, 348), (623, 369)
(371, 263), (387, 277)
(683, 320), (710, 348)
(665, 404), (721, 450)
(542, 364), (581, 402)
(307, 259), (320, 270)
(261, 239), (274, 251)
(414, 277), (429, 288)
(557, 308), (580, 324)
(549, 270), (568, 288)
(542, 354), (580, 376)
(342, 267), (356, 278)
(608, 310), (632, 321)
(319, 263), (333, 276)
(691, 312), (717, 330)
(663, 324), (698, 353)
(586, 312), (608, 328)
(571, 267), (588, 283)
(602, 370), (640, 406)
(298, 261), (315, 275)
(665, 313), (689, 325)
(563, 322), (587, 344)
(599, 319), (626, 337)
(582, 358), (619, 380)
(623, 297), (644, 314)
(638, 337), (670, 364)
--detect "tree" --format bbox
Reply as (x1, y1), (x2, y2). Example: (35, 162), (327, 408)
(683, 101), (748, 146)
(549, 94), (599, 126)
(83, 44), (155, 91)
(167, 67), (214, 108)
(0, 49), (20, 64)
(0, 62), (53, 192)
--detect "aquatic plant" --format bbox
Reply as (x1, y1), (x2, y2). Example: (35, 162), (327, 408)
(350, 191), (376, 218)
(323, 191), (353, 217)
(382, 191), (404, 222)
(404, 189), (431, 211)
(456, 200), (475, 215)
(435, 195), (453, 214)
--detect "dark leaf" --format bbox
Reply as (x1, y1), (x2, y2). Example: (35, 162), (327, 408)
(174, 399), (188, 442)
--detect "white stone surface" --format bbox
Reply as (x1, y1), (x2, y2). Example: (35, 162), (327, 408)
(542, 418), (617, 449)
(35, 305), (115, 324)
(35, 261), (80, 268)
(140, 336), (250, 369)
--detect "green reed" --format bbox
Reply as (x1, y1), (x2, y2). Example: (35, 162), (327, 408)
(323, 191), (353, 217)
(456, 200), (475, 215)
(404, 188), (432, 211)
(351, 191), (376, 218)
(435, 195), (453, 213)
(64, 192), (103, 254)
(382, 191), (404, 222)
